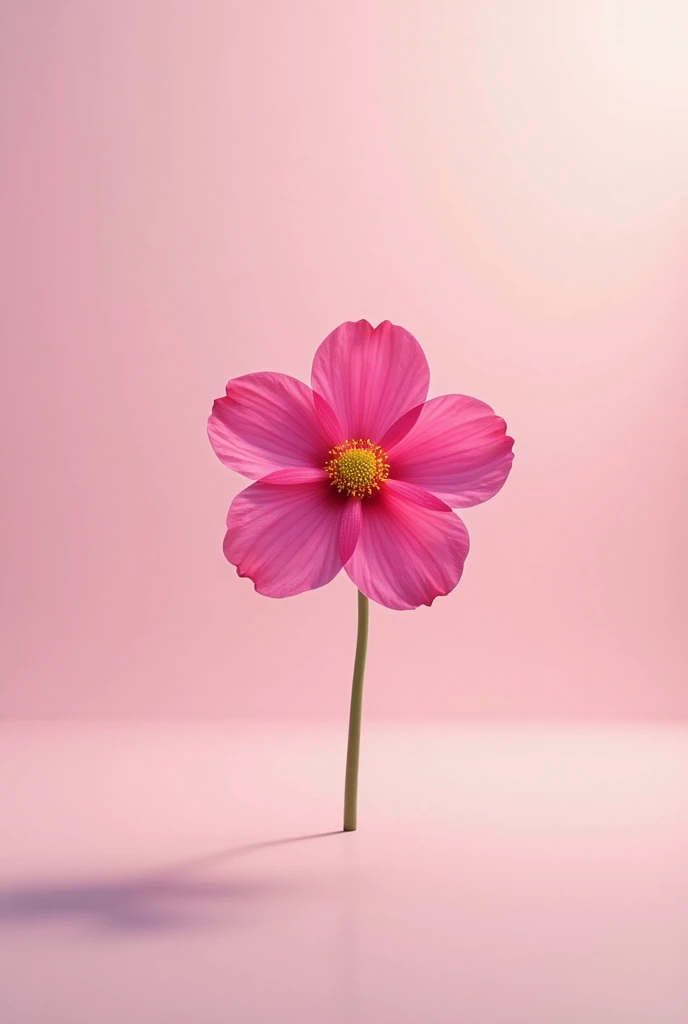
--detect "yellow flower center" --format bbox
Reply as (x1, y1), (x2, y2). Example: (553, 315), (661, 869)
(325, 438), (390, 499)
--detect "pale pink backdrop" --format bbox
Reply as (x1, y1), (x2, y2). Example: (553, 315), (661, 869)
(2, 0), (687, 719)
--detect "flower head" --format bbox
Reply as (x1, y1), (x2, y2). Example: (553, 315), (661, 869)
(208, 320), (514, 610)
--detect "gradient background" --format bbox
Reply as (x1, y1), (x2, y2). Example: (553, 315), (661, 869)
(2, 0), (687, 721)
(2, 5), (688, 1023)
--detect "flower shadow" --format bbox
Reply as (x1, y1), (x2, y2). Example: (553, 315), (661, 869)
(0, 831), (341, 935)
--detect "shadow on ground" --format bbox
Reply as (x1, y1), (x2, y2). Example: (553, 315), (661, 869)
(0, 831), (341, 934)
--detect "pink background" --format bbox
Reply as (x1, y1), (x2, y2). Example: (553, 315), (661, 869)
(2, 0), (687, 720)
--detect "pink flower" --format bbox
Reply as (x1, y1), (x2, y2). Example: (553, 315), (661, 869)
(208, 320), (514, 610)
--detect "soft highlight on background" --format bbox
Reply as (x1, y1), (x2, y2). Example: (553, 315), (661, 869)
(1, 0), (687, 719)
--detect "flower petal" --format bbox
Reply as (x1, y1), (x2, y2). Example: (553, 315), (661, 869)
(340, 498), (362, 564)
(224, 480), (345, 598)
(384, 395), (514, 508)
(311, 320), (430, 442)
(385, 478), (451, 511)
(345, 486), (470, 610)
(260, 467), (329, 485)
(208, 372), (339, 480)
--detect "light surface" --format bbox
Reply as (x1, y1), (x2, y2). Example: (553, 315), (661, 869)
(2, 722), (686, 1023)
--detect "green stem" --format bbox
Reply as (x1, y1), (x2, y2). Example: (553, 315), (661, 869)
(343, 589), (369, 832)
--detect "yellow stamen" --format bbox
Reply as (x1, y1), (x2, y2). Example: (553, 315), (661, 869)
(325, 438), (390, 499)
